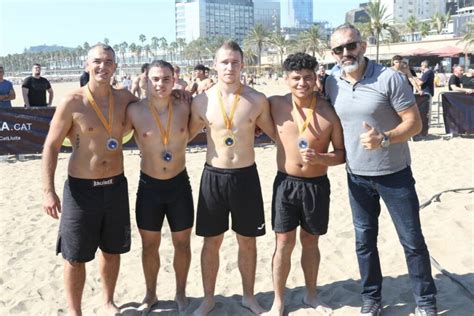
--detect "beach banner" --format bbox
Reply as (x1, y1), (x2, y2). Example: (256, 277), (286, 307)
(442, 93), (474, 134)
(0, 108), (271, 155)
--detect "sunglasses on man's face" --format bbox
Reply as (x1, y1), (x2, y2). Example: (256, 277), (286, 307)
(331, 41), (359, 55)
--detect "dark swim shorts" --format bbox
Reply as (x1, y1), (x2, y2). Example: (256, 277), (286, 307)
(196, 163), (266, 237)
(57, 174), (131, 263)
(272, 171), (330, 235)
(135, 169), (194, 232)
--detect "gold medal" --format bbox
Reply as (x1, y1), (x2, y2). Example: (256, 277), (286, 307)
(292, 95), (316, 149)
(217, 85), (242, 147)
(148, 98), (173, 162)
(85, 85), (118, 151)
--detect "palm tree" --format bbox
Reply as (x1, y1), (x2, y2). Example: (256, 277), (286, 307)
(244, 23), (269, 74)
(457, 21), (474, 69)
(129, 43), (137, 64)
(139, 34), (146, 46)
(104, 38), (110, 45)
(169, 41), (179, 63)
(144, 44), (152, 63)
(406, 16), (418, 42)
(298, 25), (327, 58)
(431, 12), (451, 35)
(151, 37), (159, 59)
(119, 42), (128, 64)
(365, 0), (393, 63)
(176, 38), (187, 63)
(159, 37), (168, 60)
(269, 31), (293, 66)
(419, 22), (431, 38)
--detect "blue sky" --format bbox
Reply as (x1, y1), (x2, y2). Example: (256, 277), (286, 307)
(0, 0), (363, 56)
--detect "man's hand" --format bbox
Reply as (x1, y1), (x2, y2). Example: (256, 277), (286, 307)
(360, 121), (383, 150)
(300, 148), (323, 165)
(172, 89), (193, 105)
(43, 191), (61, 219)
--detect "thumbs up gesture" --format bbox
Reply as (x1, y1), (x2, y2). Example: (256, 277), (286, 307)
(360, 121), (383, 150)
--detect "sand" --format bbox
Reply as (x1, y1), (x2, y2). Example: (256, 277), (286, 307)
(1, 80), (473, 315)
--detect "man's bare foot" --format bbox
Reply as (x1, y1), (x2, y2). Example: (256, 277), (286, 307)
(242, 296), (266, 314)
(193, 297), (215, 316)
(102, 301), (120, 315)
(261, 303), (283, 316)
(175, 294), (189, 312)
(303, 294), (332, 315)
(137, 295), (158, 312)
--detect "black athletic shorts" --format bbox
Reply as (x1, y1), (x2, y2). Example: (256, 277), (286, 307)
(196, 163), (266, 237)
(57, 174), (131, 263)
(272, 171), (330, 235)
(135, 169), (194, 232)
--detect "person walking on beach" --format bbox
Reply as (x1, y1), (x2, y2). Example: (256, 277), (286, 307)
(265, 52), (345, 316)
(131, 62), (149, 99)
(0, 66), (16, 108)
(415, 60), (435, 97)
(188, 40), (275, 316)
(125, 60), (193, 313)
(173, 64), (188, 91)
(22, 63), (54, 107)
(325, 24), (437, 316)
(42, 44), (137, 316)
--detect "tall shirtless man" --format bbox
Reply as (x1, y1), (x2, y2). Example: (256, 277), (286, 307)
(42, 44), (137, 315)
(131, 62), (149, 99)
(189, 40), (275, 316)
(266, 53), (345, 316)
(126, 60), (193, 313)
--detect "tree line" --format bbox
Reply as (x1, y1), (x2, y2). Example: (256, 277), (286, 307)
(1, 1), (472, 74)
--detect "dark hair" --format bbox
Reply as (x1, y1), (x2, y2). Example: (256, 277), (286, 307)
(149, 60), (174, 76)
(88, 43), (116, 62)
(392, 55), (403, 62)
(33, 63), (41, 67)
(141, 63), (150, 73)
(283, 52), (318, 72)
(204, 67), (210, 72)
(332, 23), (363, 41)
(194, 64), (206, 71)
(216, 40), (244, 62)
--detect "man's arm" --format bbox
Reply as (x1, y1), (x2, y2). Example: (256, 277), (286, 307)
(360, 104), (421, 150)
(8, 86), (16, 101)
(47, 88), (54, 106)
(256, 95), (276, 140)
(22, 87), (30, 107)
(42, 97), (74, 219)
(188, 97), (206, 141)
(131, 77), (140, 98)
(300, 106), (346, 166)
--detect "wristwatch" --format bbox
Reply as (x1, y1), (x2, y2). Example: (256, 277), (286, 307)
(380, 132), (390, 148)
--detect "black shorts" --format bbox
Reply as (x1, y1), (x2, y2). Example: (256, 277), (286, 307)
(196, 163), (265, 237)
(272, 172), (330, 235)
(57, 174), (131, 263)
(135, 169), (194, 232)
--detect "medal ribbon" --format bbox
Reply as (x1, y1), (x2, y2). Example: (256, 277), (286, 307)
(217, 85), (243, 131)
(148, 99), (173, 146)
(86, 85), (114, 137)
(292, 95), (316, 136)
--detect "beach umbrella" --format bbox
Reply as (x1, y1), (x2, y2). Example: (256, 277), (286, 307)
(426, 46), (464, 57)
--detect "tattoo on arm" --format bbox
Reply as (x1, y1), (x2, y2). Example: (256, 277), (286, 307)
(75, 134), (80, 149)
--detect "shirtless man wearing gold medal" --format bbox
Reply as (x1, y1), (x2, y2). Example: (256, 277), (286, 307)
(125, 60), (193, 313)
(189, 40), (275, 316)
(42, 44), (138, 315)
(265, 52), (345, 316)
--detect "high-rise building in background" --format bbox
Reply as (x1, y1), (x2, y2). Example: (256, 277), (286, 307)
(380, 0), (446, 23)
(345, 2), (370, 24)
(175, 0), (254, 44)
(254, 0), (281, 32)
(281, 0), (313, 28)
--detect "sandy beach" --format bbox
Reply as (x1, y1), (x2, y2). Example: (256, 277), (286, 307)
(1, 80), (473, 315)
